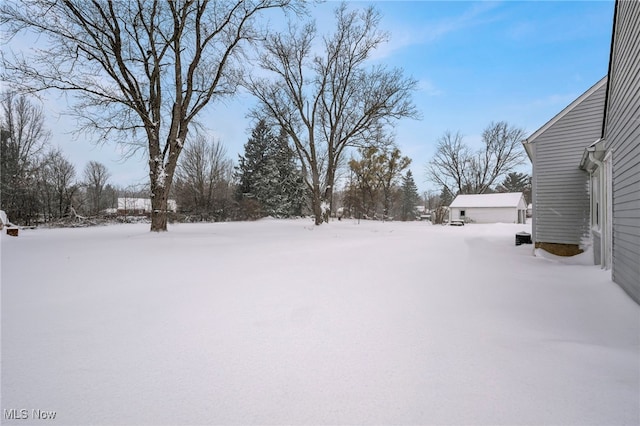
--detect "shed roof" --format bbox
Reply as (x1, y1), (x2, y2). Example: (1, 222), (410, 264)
(449, 192), (525, 208)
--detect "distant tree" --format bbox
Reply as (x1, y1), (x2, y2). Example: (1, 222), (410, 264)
(103, 184), (118, 210)
(83, 161), (111, 216)
(0, 92), (50, 225)
(1, 0), (300, 231)
(440, 185), (454, 206)
(236, 120), (305, 218)
(174, 135), (233, 221)
(246, 3), (419, 225)
(400, 170), (420, 221)
(348, 146), (382, 218)
(427, 122), (527, 195)
(376, 147), (411, 219)
(39, 149), (78, 219)
(496, 171), (531, 203)
(270, 128), (306, 216)
(347, 145), (410, 219)
(236, 120), (272, 203)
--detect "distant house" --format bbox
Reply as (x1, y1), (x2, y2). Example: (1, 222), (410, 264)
(524, 0), (639, 303)
(448, 193), (527, 224)
(117, 198), (177, 215)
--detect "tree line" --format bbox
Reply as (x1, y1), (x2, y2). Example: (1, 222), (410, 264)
(0, 92), (152, 225)
(1, 1), (531, 230)
(1, 90), (529, 227)
(1, 1), (419, 231)
(1, 90), (429, 226)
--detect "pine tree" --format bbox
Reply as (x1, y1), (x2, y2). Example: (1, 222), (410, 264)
(236, 119), (272, 201)
(236, 120), (306, 218)
(272, 128), (306, 216)
(497, 172), (529, 193)
(440, 185), (454, 206)
(496, 171), (531, 203)
(401, 170), (420, 221)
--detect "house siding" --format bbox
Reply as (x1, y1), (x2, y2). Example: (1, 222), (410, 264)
(531, 81), (607, 246)
(604, 0), (640, 302)
(450, 207), (518, 224)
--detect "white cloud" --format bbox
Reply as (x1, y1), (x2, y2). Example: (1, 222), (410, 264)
(370, 1), (504, 61)
(418, 78), (443, 97)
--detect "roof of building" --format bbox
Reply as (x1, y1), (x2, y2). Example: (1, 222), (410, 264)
(449, 192), (525, 208)
(522, 76), (607, 161)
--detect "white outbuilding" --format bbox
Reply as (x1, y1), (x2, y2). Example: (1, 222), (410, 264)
(449, 192), (528, 224)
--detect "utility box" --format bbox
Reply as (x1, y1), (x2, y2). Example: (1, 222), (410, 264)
(515, 232), (532, 246)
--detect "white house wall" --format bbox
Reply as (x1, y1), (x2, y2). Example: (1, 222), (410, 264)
(451, 207), (519, 224)
(531, 80), (607, 246)
(604, 0), (640, 302)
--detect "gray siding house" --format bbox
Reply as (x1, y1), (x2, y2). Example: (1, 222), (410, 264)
(599, 0), (640, 302)
(526, 0), (639, 303)
(523, 77), (607, 256)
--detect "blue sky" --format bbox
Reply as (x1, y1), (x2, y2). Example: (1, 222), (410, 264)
(28, 1), (615, 193)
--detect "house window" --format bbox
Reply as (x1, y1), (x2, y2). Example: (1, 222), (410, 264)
(460, 210), (466, 218)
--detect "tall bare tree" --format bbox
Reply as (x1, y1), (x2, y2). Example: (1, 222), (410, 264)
(174, 134), (233, 221)
(426, 122), (526, 195)
(83, 161), (111, 216)
(1, 0), (300, 231)
(246, 4), (418, 225)
(39, 148), (78, 219)
(0, 92), (50, 225)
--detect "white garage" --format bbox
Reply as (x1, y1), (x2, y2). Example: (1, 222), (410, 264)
(449, 192), (527, 224)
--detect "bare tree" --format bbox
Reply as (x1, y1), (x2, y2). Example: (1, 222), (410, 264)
(347, 145), (410, 219)
(39, 148), (78, 219)
(425, 131), (470, 197)
(0, 92), (50, 225)
(83, 161), (111, 216)
(246, 4), (418, 225)
(174, 134), (233, 221)
(376, 146), (411, 219)
(426, 122), (527, 195)
(1, 0), (300, 231)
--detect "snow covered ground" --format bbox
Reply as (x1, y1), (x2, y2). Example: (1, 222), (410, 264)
(2, 219), (639, 425)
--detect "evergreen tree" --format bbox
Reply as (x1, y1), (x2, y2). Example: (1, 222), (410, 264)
(440, 185), (454, 206)
(272, 128), (306, 216)
(401, 170), (420, 221)
(236, 119), (272, 201)
(236, 120), (306, 218)
(496, 171), (531, 203)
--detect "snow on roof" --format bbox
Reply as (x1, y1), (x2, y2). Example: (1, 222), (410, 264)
(449, 192), (525, 208)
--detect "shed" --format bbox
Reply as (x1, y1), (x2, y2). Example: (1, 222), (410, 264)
(117, 198), (177, 215)
(449, 193), (527, 224)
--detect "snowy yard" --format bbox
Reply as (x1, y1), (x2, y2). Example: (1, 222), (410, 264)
(1, 219), (639, 425)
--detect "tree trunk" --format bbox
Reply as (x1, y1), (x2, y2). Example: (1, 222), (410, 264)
(311, 183), (323, 225)
(149, 160), (171, 232)
(150, 188), (169, 232)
